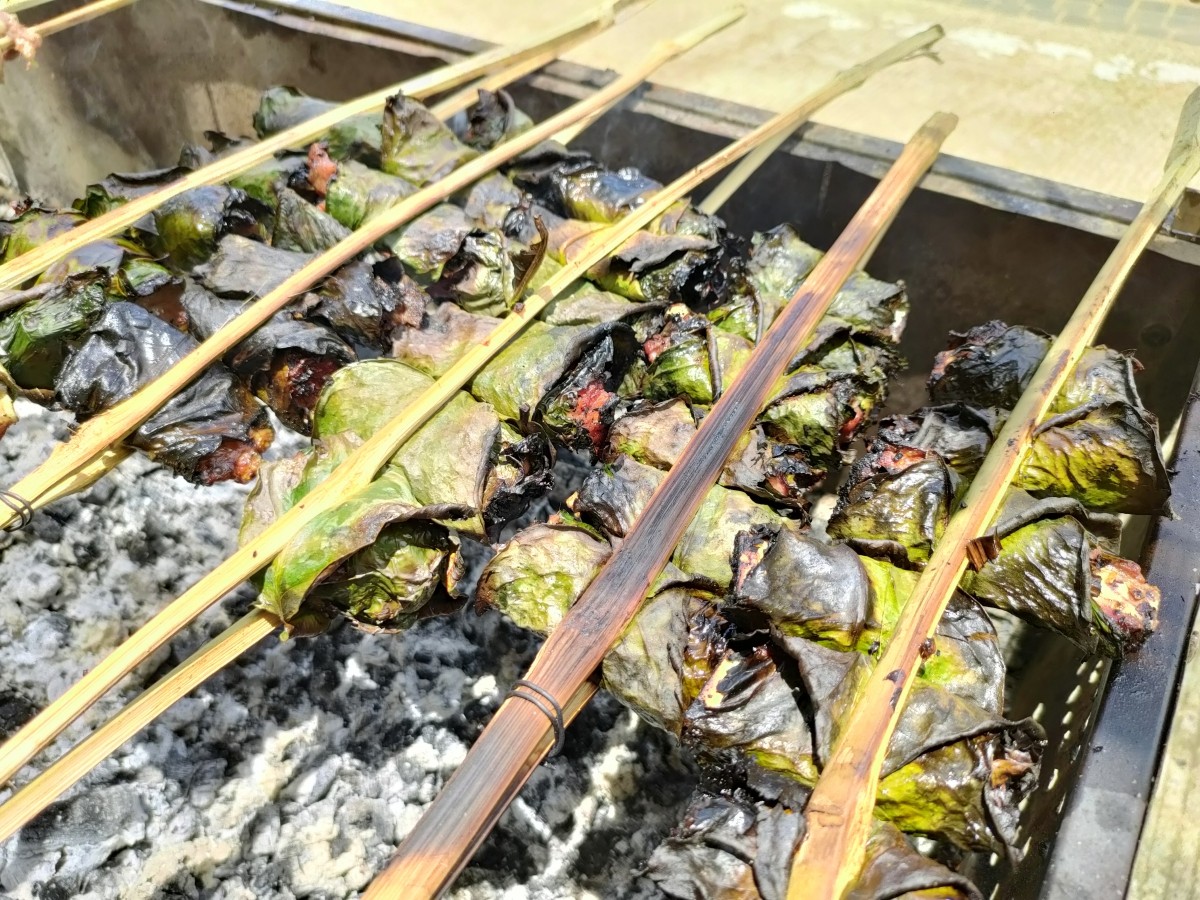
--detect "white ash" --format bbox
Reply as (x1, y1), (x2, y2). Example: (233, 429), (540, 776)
(0, 404), (695, 899)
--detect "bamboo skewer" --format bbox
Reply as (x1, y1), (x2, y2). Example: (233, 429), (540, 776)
(0, 8), (745, 811)
(0, 20), (937, 843)
(367, 110), (957, 900)
(0, 8), (740, 532)
(697, 25), (942, 215)
(787, 86), (1200, 900)
(0, 611), (276, 843)
(0, 1), (59, 15)
(0, 4), (622, 291)
(428, 48), (562, 120)
(0, 0), (139, 56)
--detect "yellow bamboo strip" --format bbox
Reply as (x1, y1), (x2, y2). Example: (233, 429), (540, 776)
(428, 47), (560, 120)
(697, 25), (943, 215)
(0, 8), (739, 532)
(0, 1), (55, 15)
(788, 85), (1200, 900)
(0, 4), (620, 290)
(0, 0), (139, 55)
(0, 611), (277, 843)
(0, 8), (743, 801)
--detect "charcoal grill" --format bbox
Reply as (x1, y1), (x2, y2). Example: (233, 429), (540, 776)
(1, 2), (1198, 897)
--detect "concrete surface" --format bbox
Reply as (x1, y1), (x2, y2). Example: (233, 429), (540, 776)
(341, 0), (1199, 202)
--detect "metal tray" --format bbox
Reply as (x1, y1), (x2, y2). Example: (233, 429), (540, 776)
(2, 2), (1198, 896)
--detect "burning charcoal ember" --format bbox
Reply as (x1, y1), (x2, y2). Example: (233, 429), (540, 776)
(56, 302), (273, 484)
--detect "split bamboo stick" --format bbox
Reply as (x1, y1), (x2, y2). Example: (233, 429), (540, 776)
(0, 0), (138, 56)
(0, 3), (621, 290)
(0, 1), (58, 16)
(0, 8), (745, 804)
(787, 86), (1200, 900)
(0, 8), (738, 532)
(367, 109), (957, 900)
(0, 21), (936, 844)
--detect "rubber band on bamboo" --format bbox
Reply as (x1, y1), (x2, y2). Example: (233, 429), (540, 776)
(505, 678), (565, 757)
(0, 489), (33, 531)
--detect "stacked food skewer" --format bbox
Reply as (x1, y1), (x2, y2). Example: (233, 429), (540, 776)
(0, 4), (1193, 897)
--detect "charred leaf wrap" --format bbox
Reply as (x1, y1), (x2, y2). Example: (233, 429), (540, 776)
(253, 86), (382, 164)
(646, 791), (983, 900)
(571, 455), (789, 585)
(469, 319), (639, 452)
(246, 359), (550, 633)
(480, 506), (1040, 855)
(380, 93), (477, 186)
(0, 272), (111, 389)
(716, 223), (908, 347)
(302, 259), (425, 351)
(449, 88), (532, 151)
(829, 402), (1162, 655)
(196, 235), (312, 299)
(56, 303), (272, 484)
(179, 281), (355, 433)
(148, 185), (269, 269)
(0, 204), (83, 265)
(961, 491), (1158, 656)
(928, 321), (1169, 514)
(388, 203), (543, 317)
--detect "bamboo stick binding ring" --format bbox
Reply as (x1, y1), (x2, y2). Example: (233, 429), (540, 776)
(0, 489), (33, 531)
(505, 680), (566, 757)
